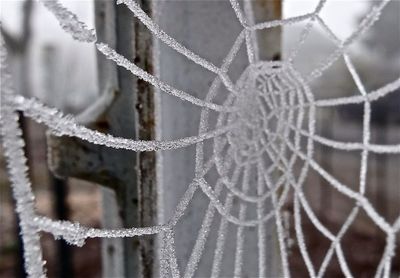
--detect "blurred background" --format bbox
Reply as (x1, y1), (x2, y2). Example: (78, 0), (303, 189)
(0, 0), (399, 277)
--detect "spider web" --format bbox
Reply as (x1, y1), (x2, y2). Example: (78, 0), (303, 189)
(1, 0), (399, 277)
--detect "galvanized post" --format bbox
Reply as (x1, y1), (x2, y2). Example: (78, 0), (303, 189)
(156, 0), (282, 276)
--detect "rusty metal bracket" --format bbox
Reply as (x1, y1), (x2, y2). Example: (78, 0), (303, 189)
(47, 91), (121, 188)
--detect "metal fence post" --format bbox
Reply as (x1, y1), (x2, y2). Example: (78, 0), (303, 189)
(156, 0), (282, 276)
(47, 1), (156, 277)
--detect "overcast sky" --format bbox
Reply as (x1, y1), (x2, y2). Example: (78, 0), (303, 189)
(284, 0), (368, 39)
(0, 0), (382, 107)
(1, 0), (367, 40)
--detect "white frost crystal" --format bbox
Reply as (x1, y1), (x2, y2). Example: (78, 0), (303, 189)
(1, 35), (46, 278)
(40, 0), (96, 43)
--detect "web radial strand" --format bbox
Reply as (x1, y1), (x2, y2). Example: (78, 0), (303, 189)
(12, 95), (235, 152)
(286, 0), (328, 63)
(40, 0), (97, 42)
(210, 195), (232, 278)
(261, 133), (336, 242)
(261, 162), (290, 278)
(183, 159), (239, 278)
(308, 0), (390, 81)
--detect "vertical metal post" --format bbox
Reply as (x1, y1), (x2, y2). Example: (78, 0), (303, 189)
(48, 1), (156, 277)
(95, 2), (141, 276)
(42, 44), (72, 278)
(156, 0), (282, 276)
(251, 0), (282, 61)
(250, 1), (283, 275)
(134, 1), (157, 277)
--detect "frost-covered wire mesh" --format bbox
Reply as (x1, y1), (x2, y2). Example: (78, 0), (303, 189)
(1, 0), (400, 277)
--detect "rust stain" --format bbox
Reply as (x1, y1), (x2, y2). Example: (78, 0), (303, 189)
(274, 0), (282, 19)
(255, 0), (282, 19)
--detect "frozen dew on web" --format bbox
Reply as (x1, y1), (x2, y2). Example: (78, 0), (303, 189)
(40, 0), (97, 43)
(224, 62), (313, 167)
(1, 0), (400, 277)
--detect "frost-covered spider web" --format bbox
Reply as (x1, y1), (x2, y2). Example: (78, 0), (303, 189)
(1, 0), (400, 277)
